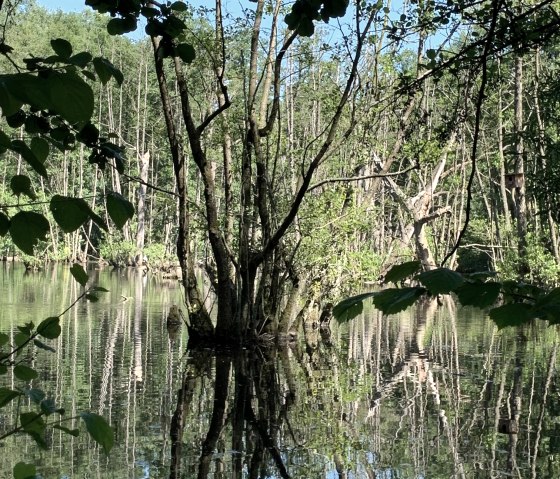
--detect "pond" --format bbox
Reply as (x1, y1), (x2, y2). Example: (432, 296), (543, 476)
(1, 264), (560, 478)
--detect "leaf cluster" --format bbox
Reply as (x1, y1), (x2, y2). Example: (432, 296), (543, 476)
(333, 260), (560, 329)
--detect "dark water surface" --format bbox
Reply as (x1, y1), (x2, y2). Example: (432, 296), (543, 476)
(1, 264), (560, 478)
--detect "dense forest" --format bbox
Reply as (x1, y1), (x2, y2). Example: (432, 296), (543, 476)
(1, 0), (560, 341)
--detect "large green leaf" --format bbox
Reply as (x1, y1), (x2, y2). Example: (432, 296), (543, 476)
(0, 387), (22, 408)
(50, 195), (90, 233)
(50, 38), (73, 58)
(1, 73), (52, 111)
(418, 268), (465, 294)
(332, 292), (376, 323)
(53, 424), (80, 437)
(47, 71), (94, 123)
(0, 82), (22, 116)
(175, 43), (196, 63)
(10, 140), (48, 178)
(92, 57), (124, 85)
(384, 260), (421, 284)
(455, 281), (501, 308)
(10, 175), (35, 200)
(373, 287), (425, 315)
(13, 462), (37, 479)
(70, 263), (89, 287)
(30, 137), (49, 163)
(489, 303), (533, 329)
(9, 211), (49, 255)
(37, 316), (61, 339)
(80, 412), (114, 454)
(106, 191), (134, 229)
(0, 211), (8, 236)
(14, 365), (38, 381)
(20, 412), (47, 449)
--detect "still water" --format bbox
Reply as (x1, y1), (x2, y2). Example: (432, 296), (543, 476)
(1, 264), (560, 478)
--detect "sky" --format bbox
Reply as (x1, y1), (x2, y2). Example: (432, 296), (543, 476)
(37, 0), (86, 13)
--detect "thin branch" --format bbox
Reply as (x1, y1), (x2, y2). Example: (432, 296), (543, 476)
(307, 163), (418, 193)
(441, 0), (503, 266)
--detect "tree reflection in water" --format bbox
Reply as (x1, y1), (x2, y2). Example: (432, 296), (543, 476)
(2, 267), (560, 478)
(166, 298), (560, 479)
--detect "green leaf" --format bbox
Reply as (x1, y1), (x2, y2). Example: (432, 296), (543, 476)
(13, 462), (37, 479)
(69, 51), (93, 67)
(50, 195), (92, 233)
(455, 281), (501, 308)
(92, 57), (123, 85)
(384, 260), (421, 284)
(14, 364), (38, 381)
(53, 424), (80, 437)
(80, 412), (114, 454)
(41, 397), (63, 415)
(170, 1), (188, 11)
(10, 140), (48, 177)
(50, 38), (73, 58)
(10, 175), (35, 200)
(33, 338), (56, 352)
(0, 365), (7, 375)
(47, 71), (94, 123)
(30, 137), (49, 163)
(20, 412), (47, 449)
(333, 292), (376, 323)
(418, 268), (465, 294)
(9, 211), (49, 255)
(0, 387), (22, 407)
(0, 331), (8, 346)
(86, 292), (99, 302)
(1, 74), (52, 111)
(489, 303), (533, 329)
(92, 286), (109, 292)
(14, 331), (29, 348)
(175, 43), (196, 63)
(70, 263), (88, 287)
(24, 388), (45, 404)
(106, 191), (134, 229)
(20, 412), (46, 434)
(0, 128), (11, 147)
(37, 317), (61, 339)
(0, 212), (8, 236)
(0, 82), (22, 116)
(372, 287), (425, 315)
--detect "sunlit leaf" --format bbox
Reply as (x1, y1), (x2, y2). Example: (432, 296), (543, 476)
(106, 191), (134, 229)
(80, 412), (114, 454)
(70, 263), (88, 287)
(372, 287), (425, 315)
(455, 281), (501, 308)
(37, 317), (61, 340)
(333, 292), (376, 323)
(14, 364), (38, 381)
(9, 211), (49, 255)
(0, 387), (22, 407)
(489, 303), (533, 329)
(384, 260), (421, 284)
(13, 462), (36, 479)
(418, 268), (465, 294)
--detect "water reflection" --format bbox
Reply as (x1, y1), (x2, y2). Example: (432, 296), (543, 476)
(1, 265), (560, 478)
